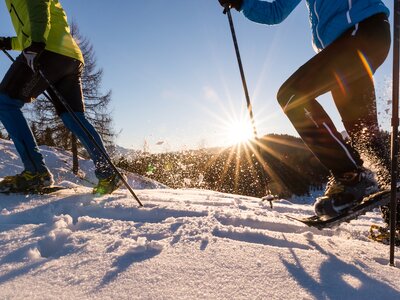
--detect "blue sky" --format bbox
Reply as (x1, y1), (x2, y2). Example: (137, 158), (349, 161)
(0, 0), (394, 152)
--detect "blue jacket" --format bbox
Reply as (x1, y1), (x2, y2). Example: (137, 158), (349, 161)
(241, 0), (390, 51)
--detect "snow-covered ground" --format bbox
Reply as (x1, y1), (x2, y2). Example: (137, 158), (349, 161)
(0, 138), (399, 299)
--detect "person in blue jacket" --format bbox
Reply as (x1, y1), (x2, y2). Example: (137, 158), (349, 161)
(218, 0), (392, 219)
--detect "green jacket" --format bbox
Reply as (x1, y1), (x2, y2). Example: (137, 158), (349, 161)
(5, 0), (84, 63)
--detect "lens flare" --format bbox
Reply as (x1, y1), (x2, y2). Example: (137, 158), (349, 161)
(357, 50), (373, 81)
(224, 118), (254, 146)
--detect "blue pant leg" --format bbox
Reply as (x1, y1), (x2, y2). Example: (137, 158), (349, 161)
(60, 112), (113, 179)
(0, 93), (48, 173)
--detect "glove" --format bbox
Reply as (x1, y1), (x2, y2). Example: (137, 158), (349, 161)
(218, 0), (243, 11)
(23, 42), (46, 72)
(0, 37), (12, 50)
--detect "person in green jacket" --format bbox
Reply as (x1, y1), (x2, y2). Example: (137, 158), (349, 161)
(0, 0), (120, 194)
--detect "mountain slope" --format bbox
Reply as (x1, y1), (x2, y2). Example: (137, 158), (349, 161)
(0, 138), (399, 299)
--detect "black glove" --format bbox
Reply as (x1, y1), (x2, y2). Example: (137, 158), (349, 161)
(218, 0), (243, 11)
(0, 37), (12, 50)
(23, 42), (46, 72)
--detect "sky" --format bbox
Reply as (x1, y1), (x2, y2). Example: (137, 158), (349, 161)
(0, 0), (395, 152)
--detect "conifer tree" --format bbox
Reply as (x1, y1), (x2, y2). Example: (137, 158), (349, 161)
(30, 23), (115, 171)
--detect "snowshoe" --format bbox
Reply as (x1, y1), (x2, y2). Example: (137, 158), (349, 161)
(287, 182), (400, 229)
(369, 224), (400, 246)
(93, 173), (124, 195)
(314, 168), (379, 218)
(0, 170), (54, 193)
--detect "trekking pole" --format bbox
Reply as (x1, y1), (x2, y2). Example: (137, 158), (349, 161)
(2, 50), (143, 207)
(38, 70), (143, 206)
(223, 6), (274, 203)
(223, 6), (258, 138)
(390, 0), (400, 266)
(4, 50), (84, 179)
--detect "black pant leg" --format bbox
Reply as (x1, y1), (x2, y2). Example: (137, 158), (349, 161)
(277, 14), (390, 176)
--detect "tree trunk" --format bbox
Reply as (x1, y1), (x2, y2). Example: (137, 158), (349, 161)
(72, 133), (79, 174)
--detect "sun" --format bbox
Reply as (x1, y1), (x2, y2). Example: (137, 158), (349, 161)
(225, 118), (254, 145)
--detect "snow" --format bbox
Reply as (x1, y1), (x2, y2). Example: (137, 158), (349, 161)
(0, 138), (399, 299)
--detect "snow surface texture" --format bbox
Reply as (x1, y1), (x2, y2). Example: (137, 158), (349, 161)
(0, 138), (399, 299)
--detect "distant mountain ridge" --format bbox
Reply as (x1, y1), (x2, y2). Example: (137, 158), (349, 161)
(114, 133), (329, 198)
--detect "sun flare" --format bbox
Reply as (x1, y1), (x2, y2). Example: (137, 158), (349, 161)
(225, 119), (254, 145)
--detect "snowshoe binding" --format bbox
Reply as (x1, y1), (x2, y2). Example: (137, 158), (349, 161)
(0, 170), (54, 194)
(314, 168), (379, 218)
(369, 224), (400, 246)
(93, 173), (124, 195)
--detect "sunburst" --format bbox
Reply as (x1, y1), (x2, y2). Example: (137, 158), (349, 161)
(223, 117), (254, 146)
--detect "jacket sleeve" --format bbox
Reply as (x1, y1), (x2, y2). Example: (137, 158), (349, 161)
(11, 37), (22, 51)
(241, 0), (302, 25)
(26, 0), (51, 44)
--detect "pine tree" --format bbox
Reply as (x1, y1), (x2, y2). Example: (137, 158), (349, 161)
(42, 127), (56, 147)
(30, 22), (115, 171)
(73, 23), (114, 147)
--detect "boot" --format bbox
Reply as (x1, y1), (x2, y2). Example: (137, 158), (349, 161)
(314, 168), (379, 217)
(0, 170), (54, 193)
(93, 173), (124, 195)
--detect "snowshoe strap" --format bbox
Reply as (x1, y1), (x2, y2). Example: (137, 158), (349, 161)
(369, 224), (400, 246)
